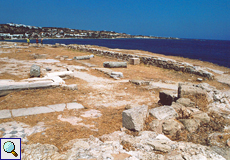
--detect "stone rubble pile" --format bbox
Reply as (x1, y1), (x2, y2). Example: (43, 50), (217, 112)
(120, 82), (230, 159)
(66, 45), (214, 79)
(95, 68), (124, 80)
(21, 131), (226, 160)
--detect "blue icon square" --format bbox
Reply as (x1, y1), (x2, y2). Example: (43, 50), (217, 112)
(0, 138), (21, 160)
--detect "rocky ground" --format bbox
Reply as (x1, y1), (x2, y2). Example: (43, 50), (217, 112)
(0, 41), (230, 160)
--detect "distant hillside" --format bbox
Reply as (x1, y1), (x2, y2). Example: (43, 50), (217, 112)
(0, 23), (179, 40)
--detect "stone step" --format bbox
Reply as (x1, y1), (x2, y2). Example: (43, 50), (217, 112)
(0, 102), (85, 119)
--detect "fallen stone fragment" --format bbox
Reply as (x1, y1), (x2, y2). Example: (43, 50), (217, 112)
(149, 105), (178, 120)
(30, 53), (47, 59)
(103, 61), (127, 68)
(147, 140), (171, 152)
(176, 98), (196, 108)
(149, 120), (162, 134)
(22, 143), (63, 160)
(122, 105), (148, 131)
(162, 119), (184, 136)
(192, 112), (210, 124)
(129, 80), (150, 85)
(197, 78), (203, 82)
(62, 84), (78, 90)
(159, 90), (177, 105)
(179, 119), (200, 133)
(111, 72), (123, 78)
(30, 64), (40, 77)
(210, 146), (230, 160)
(73, 55), (90, 60)
(129, 58), (140, 65)
(46, 67), (52, 71)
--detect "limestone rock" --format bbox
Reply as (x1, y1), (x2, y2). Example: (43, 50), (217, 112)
(208, 132), (230, 147)
(197, 78), (203, 82)
(122, 105), (148, 131)
(46, 67), (52, 71)
(73, 55), (90, 60)
(176, 98), (196, 108)
(192, 112), (210, 124)
(110, 71), (124, 79)
(129, 58), (140, 65)
(211, 146), (230, 160)
(30, 53), (47, 59)
(129, 79), (150, 85)
(179, 119), (200, 133)
(30, 64), (40, 77)
(99, 131), (127, 142)
(22, 143), (65, 160)
(62, 84), (78, 91)
(162, 119), (184, 136)
(159, 90), (177, 105)
(149, 120), (163, 134)
(178, 83), (208, 99)
(149, 105), (178, 120)
(103, 62), (127, 68)
(147, 140), (171, 152)
(172, 102), (201, 118)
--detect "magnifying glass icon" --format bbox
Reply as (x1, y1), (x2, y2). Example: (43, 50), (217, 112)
(3, 141), (18, 157)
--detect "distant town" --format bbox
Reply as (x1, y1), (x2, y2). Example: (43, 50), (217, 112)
(0, 23), (179, 40)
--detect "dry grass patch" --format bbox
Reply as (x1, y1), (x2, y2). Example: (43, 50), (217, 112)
(0, 72), (24, 81)
(19, 106), (125, 151)
(63, 76), (87, 85)
(0, 88), (78, 110)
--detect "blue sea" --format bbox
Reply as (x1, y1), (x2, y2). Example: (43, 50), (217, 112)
(4, 38), (230, 68)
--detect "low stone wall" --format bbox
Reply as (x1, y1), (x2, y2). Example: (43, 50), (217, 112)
(64, 44), (214, 79)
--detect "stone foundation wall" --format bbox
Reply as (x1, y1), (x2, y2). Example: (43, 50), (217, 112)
(66, 44), (214, 79)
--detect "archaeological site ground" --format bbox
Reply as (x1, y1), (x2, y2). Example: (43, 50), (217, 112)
(0, 41), (230, 159)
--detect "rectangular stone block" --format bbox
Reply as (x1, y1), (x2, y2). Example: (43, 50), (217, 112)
(129, 58), (140, 65)
(66, 103), (84, 110)
(0, 110), (11, 119)
(73, 56), (90, 60)
(149, 105), (178, 120)
(47, 103), (66, 112)
(0, 81), (54, 91)
(12, 106), (55, 117)
(103, 62), (127, 68)
(122, 105), (148, 131)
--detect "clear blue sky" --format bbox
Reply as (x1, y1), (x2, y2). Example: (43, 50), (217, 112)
(1, 0), (229, 40)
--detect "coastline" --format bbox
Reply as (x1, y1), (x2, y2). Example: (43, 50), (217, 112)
(2, 38), (230, 69)
(0, 41), (230, 159)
